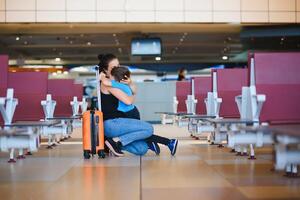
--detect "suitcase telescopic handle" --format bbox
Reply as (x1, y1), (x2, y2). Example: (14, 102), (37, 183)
(94, 65), (102, 111)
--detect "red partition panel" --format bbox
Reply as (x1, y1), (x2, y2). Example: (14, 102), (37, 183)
(194, 77), (211, 114)
(48, 79), (74, 116)
(73, 83), (83, 101)
(176, 81), (191, 112)
(0, 55), (8, 97)
(253, 52), (300, 123)
(216, 69), (248, 118)
(8, 72), (48, 121)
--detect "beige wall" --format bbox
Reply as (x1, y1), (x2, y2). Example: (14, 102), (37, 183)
(0, 0), (299, 23)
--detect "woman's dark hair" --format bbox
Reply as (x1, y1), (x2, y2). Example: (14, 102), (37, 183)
(111, 66), (131, 82)
(97, 53), (117, 73)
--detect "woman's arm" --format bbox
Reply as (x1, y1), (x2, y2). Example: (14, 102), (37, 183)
(100, 72), (112, 87)
(108, 87), (135, 105)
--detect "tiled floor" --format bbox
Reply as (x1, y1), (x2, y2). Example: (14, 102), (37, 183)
(0, 125), (300, 200)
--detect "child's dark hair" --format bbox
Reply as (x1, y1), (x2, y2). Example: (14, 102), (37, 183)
(111, 66), (131, 82)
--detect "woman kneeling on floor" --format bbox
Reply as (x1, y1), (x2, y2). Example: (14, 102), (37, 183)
(98, 53), (178, 157)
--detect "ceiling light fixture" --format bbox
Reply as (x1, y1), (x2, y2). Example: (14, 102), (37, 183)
(87, 42), (92, 46)
(16, 36), (20, 41)
(155, 57), (161, 61)
(55, 58), (61, 62)
(222, 55), (228, 60)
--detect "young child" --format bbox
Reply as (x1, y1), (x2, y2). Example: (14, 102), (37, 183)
(101, 66), (140, 120)
(100, 66), (178, 156)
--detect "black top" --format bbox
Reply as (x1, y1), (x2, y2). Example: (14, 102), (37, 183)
(101, 92), (126, 121)
(125, 106), (140, 120)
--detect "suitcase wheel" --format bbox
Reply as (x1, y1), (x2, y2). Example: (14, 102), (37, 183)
(83, 150), (91, 159)
(98, 150), (105, 159)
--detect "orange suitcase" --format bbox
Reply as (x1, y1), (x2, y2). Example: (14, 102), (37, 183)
(82, 66), (105, 159)
(82, 110), (105, 159)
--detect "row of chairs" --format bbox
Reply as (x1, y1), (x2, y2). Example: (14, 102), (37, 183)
(159, 52), (300, 177)
(0, 55), (86, 163)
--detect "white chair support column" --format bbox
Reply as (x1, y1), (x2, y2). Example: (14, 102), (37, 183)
(161, 96), (178, 125)
(70, 96), (80, 116)
(185, 79), (197, 115)
(41, 94), (56, 119)
(41, 94), (70, 148)
(0, 89), (18, 126)
(205, 72), (222, 118)
(0, 89), (39, 162)
(80, 97), (88, 113)
(231, 57), (267, 159)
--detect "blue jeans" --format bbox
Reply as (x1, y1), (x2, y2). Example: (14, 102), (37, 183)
(104, 118), (153, 156)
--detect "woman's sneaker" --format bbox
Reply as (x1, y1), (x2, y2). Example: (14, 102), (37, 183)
(148, 142), (160, 155)
(105, 138), (124, 157)
(168, 139), (178, 156)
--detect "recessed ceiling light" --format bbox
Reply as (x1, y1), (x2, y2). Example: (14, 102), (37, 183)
(281, 37), (285, 41)
(16, 37), (20, 41)
(222, 55), (228, 60)
(87, 42), (91, 46)
(155, 57), (161, 61)
(55, 58), (61, 62)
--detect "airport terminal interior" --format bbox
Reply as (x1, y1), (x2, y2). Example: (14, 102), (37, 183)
(0, 0), (300, 200)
